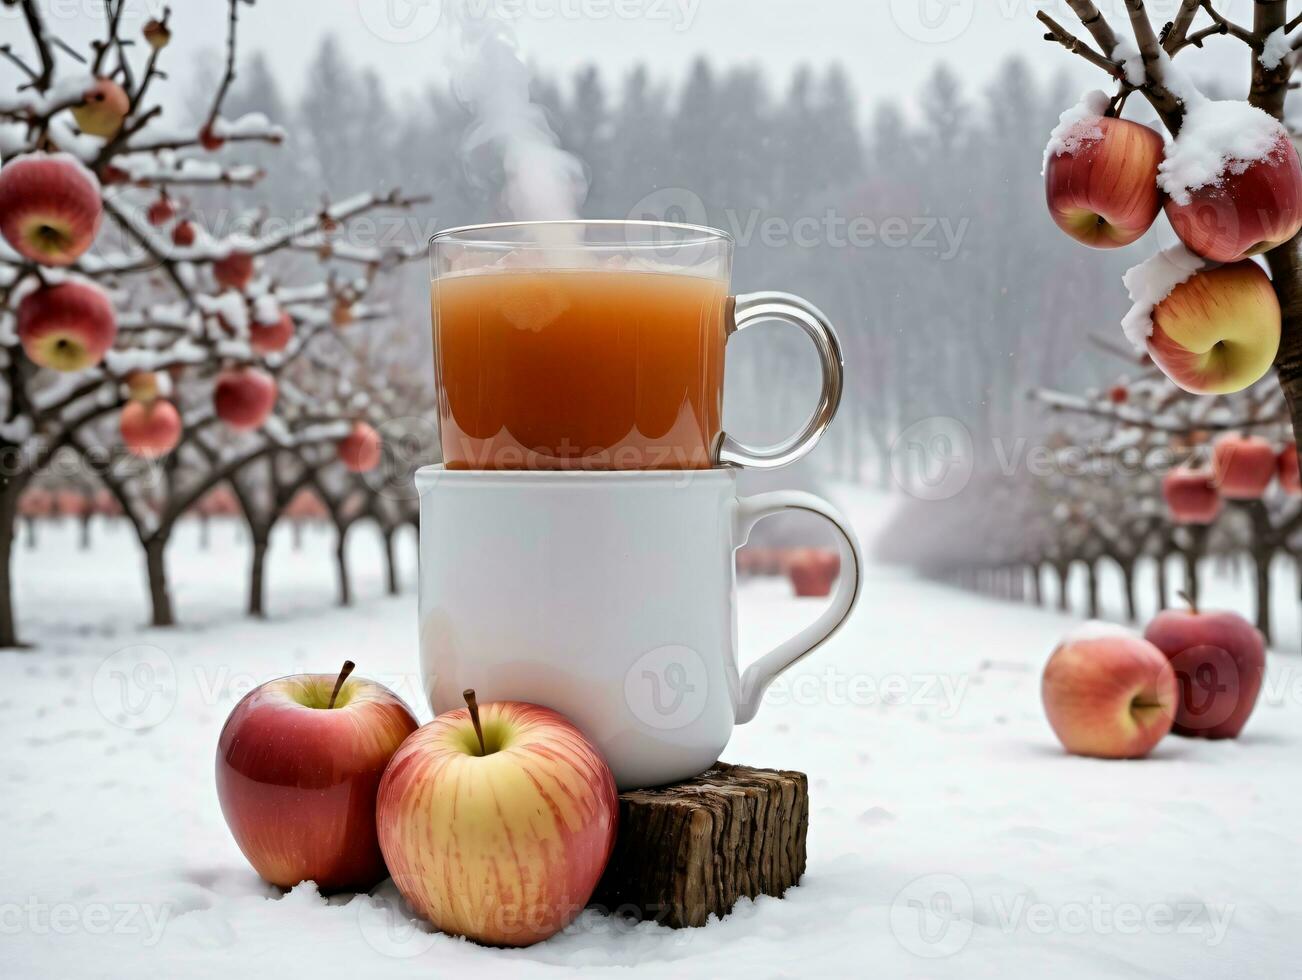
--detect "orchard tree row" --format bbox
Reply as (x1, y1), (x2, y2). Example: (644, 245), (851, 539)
(0, 0), (432, 648)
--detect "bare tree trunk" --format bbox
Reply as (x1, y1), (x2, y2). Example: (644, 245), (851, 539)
(24, 514), (36, 549)
(198, 513), (210, 551)
(1181, 527), (1209, 610)
(143, 534), (175, 627)
(1118, 558), (1137, 623)
(1251, 549), (1274, 646)
(0, 478), (23, 648)
(334, 525), (351, 607)
(1056, 563), (1070, 612)
(382, 526), (399, 596)
(292, 519), (303, 550)
(1030, 563), (1043, 606)
(1155, 552), (1169, 612)
(1085, 560), (1100, 620)
(249, 530), (270, 618)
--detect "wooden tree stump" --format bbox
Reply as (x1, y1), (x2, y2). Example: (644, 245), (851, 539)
(589, 762), (808, 929)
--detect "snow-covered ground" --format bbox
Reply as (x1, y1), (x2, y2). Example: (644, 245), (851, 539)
(4, 493), (1301, 978)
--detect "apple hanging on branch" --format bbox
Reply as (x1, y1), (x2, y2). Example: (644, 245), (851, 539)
(1043, 91), (1164, 249)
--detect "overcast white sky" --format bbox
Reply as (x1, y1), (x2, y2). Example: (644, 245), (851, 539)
(1, 0), (1257, 120)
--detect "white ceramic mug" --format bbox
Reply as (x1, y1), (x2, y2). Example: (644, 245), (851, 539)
(415, 466), (862, 789)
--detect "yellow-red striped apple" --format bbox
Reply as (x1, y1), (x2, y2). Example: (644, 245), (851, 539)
(1145, 261), (1280, 394)
(17, 280), (117, 371)
(72, 78), (129, 137)
(0, 153), (102, 266)
(1042, 625), (1177, 759)
(376, 693), (618, 947)
(1045, 116), (1164, 248)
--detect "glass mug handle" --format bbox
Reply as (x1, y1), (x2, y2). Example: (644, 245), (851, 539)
(731, 490), (862, 724)
(718, 291), (845, 469)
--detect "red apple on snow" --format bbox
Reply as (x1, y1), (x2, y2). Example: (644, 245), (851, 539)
(787, 548), (841, 597)
(1041, 624), (1177, 759)
(1145, 261), (1280, 395)
(0, 153), (103, 266)
(1143, 596), (1265, 739)
(1211, 433), (1278, 500)
(71, 78), (130, 137)
(216, 661), (419, 893)
(1279, 443), (1301, 495)
(17, 280), (117, 371)
(376, 692), (618, 946)
(119, 398), (181, 458)
(337, 421), (381, 472)
(1045, 116), (1164, 248)
(249, 311), (294, 355)
(1162, 466), (1222, 525)
(214, 366), (277, 430)
(213, 250), (254, 290)
(1165, 135), (1302, 264)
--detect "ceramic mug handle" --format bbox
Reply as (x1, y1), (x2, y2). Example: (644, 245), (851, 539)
(718, 292), (844, 470)
(731, 490), (862, 723)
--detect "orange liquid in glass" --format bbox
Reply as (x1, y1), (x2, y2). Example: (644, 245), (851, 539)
(432, 269), (728, 469)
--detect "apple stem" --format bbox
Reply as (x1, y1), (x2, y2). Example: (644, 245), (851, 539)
(463, 688), (486, 756)
(1177, 590), (1198, 616)
(327, 660), (355, 709)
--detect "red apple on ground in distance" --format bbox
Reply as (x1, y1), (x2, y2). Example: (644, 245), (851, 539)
(217, 661), (419, 893)
(377, 691), (618, 947)
(788, 548), (841, 597)
(1165, 134), (1302, 264)
(1279, 443), (1301, 495)
(0, 153), (103, 266)
(1162, 466), (1222, 525)
(119, 398), (181, 458)
(1145, 261), (1280, 395)
(1045, 116), (1164, 248)
(213, 250), (255, 290)
(17, 280), (117, 371)
(1143, 593), (1266, 739)
(249, 311), (294, 355)
(337, 421), (381, 472)
(1042, 623), (1177, 759)
(72, 77), (130, 137)
(214, 367), (277, 430)
(1211, 434), (1278, 499)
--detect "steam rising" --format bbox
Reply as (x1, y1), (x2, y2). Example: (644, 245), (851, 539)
(447, 3), (587, 221)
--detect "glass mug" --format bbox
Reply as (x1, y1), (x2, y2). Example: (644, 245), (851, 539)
(429, 220), (843, 470)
